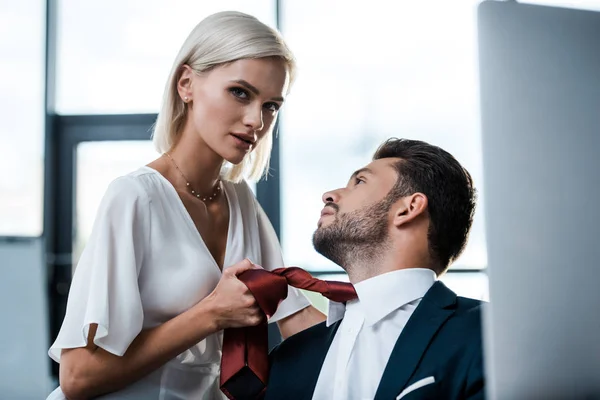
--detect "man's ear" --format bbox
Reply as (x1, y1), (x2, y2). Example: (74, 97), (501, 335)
(176, 64), (194, 101)
(392, 193), (428, 228)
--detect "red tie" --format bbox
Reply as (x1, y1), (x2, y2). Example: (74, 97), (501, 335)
(219, 267), (357, 399)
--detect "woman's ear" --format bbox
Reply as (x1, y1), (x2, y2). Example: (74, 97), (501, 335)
(176, 64), (194, 102)
(392, 193), (428, 228)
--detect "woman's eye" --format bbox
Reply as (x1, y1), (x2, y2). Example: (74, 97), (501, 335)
(264, 102), (280, 112)
(355, 177), (365, 185)
(230, 87), (249, 99)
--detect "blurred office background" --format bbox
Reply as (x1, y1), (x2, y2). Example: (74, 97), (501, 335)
(1, 0), (599, 398)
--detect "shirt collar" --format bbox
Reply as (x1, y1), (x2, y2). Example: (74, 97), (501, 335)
(326, 268), (437, 327)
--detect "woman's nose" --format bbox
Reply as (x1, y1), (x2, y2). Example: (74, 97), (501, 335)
(243, 106), (265, 132)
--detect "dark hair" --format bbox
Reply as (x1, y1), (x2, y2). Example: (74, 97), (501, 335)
(373, 138), (477, 274)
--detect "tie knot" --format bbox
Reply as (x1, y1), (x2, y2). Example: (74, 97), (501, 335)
(272, 267), (357, 303)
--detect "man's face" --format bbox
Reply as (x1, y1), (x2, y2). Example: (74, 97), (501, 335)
(312, 158), (401, 267)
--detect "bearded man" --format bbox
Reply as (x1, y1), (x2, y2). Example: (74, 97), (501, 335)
(265, 138), (485, 400)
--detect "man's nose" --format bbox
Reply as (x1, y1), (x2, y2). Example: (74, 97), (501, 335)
(322, 189), (341, 204)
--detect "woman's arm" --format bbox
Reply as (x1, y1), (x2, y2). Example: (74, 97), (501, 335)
(60, 260), (262, 400)
(276, 305), (326, 339)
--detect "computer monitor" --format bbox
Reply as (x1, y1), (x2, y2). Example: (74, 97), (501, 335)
(477, 1), (600, 398)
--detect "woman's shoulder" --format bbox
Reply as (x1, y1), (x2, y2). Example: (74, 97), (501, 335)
(225, 179), (258, 208)
(102, 167), (160, 206)
(226, 178), (252, 192)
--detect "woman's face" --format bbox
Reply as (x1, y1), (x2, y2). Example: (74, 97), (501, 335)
(178, 57), (289, 165)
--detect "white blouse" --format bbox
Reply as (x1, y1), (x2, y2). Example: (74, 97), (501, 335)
(47, 166), (310, 400)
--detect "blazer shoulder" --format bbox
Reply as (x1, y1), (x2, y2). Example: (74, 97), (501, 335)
(270, 321), (332, 357)
(456, 296), (485, 312)
(451, 298), (485, 338)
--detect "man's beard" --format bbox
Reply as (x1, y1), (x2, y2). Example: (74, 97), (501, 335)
(312, 196), (392, 269)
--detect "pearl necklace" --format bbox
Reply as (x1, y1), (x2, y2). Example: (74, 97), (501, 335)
(164, 153), (221, 202)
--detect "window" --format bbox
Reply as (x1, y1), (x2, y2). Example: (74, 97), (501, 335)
(55, 0), (276, 115)
(279, 0), (487, 275)
(0, 0), (45, 236)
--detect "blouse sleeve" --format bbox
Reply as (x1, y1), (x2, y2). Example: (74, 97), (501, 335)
(48, 176), (149, 362)
(254, 199), (310, 322)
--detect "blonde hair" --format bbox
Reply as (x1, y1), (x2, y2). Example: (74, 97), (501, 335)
(152, 11), (296, 183)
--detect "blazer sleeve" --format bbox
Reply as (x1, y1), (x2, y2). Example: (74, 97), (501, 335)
(465, 334), (486, 399)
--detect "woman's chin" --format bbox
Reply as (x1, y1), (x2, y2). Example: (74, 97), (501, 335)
(222, 152), (247, 166)
(219, 143), (253, 165)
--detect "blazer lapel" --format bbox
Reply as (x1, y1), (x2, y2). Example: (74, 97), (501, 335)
(304, 320), (342, 398)
(267, 320), (341, 400)
(374, 281), (457, 400)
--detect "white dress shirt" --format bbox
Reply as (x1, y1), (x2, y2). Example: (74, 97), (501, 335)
(46, 167), (310, 400)
(312, 268), (437, 400)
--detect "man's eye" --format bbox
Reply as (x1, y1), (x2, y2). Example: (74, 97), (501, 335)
(355, 177), (365, 185)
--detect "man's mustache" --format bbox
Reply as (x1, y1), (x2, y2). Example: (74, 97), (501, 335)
(324, 202), (339, 213)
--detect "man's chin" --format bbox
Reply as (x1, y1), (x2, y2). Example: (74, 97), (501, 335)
(316, 218), (335, 229)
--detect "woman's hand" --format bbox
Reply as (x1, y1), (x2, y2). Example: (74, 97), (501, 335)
(202, 259), (266, 330)
(58, 259), (264, 399)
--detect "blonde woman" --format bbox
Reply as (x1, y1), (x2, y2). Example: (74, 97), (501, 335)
(47, 11), (324, 400)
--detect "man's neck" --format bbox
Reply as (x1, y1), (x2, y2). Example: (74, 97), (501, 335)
(345, 251), (435, 284)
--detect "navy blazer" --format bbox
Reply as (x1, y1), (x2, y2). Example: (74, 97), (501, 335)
(265, 281), (485, 400)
